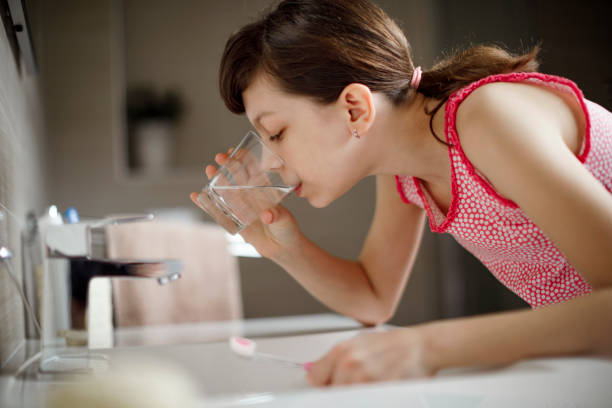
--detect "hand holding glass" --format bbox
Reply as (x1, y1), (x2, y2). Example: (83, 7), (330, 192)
(196, 131), (300, 234)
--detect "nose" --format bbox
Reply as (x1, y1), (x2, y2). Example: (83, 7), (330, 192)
(260, 148), (284, 171)
(258, 145), (300, 187)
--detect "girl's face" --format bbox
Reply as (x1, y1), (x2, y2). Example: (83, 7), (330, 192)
(243, 73), (365, 208)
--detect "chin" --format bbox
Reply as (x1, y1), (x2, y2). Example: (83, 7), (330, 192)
(307, 194), (332, 209)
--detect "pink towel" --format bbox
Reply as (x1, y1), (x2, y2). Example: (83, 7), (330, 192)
(106, 221), (242, 326)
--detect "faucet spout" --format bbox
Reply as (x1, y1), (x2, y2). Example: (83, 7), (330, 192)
(69, 257), (183, 285)
(66, 257), (182, 330)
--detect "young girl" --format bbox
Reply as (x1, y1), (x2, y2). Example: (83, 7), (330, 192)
(191, 0), (612, 386)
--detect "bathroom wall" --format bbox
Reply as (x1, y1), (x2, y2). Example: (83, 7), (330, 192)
(0, 1), (46, 367)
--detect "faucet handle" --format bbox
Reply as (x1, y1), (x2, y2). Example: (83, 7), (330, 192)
(89, 213), (154, 228)
(88, 213), (154, 258)
(45, 214), (155, 259)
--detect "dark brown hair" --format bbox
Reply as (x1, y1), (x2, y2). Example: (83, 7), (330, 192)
(219, 0), (540, 144)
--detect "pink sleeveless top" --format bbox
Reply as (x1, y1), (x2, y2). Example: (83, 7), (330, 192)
(395, 72), (612, 308)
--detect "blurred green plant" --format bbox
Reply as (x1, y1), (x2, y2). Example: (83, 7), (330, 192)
(126, 86), (185, 123)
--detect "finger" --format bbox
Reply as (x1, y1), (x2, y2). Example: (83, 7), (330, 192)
(227, 146), (234, 154)
(214, 152), (230, 165)
(306, 344), (345, 387)
(260, 209), (274, 224)
(331, 357), (364, 385)
(259, 205), (291, 226)
(205, 165), (217, 179)
(189, 192), (203, 210)
(260, 206), (282, 224)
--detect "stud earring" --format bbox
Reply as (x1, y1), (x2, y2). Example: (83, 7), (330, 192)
(353, 128), (360, 139)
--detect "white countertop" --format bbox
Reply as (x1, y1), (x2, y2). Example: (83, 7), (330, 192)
(212, 355), (612, 408)
(2, 313), (611, 407)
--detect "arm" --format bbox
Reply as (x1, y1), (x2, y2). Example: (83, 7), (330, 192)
(424, 287), (612, 373)
(430, 81), (612, 367)
(308, 287), (612, 386)
(198, 151), (426, 326)
(273, 175), (426, 325)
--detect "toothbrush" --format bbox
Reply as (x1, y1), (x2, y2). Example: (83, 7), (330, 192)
(229, 336), (313, 371)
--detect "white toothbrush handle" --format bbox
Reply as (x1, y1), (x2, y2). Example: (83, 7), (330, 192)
(256, 352), (306, 368)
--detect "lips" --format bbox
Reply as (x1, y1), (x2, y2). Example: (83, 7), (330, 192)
(293, 182), (303, 196)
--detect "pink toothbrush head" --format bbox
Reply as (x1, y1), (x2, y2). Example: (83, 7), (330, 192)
(228, 336), (313, 371)
(229, 336), (256, 358)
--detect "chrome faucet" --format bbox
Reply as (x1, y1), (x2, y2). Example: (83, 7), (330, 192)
(10, 211), (185, 374)
(45, 213), (183, 285)
(21, 212), (183, 341)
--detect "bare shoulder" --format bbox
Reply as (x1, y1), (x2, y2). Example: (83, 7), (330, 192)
(455, 80), (580, 152)
(452, 80), (579, 201)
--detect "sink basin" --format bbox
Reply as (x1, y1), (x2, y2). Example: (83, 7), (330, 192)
(102, 329), (371, 401)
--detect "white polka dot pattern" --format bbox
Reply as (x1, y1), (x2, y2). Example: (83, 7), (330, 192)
(395, 73), (611, 308)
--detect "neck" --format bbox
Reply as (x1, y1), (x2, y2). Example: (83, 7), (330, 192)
(365, 93), (450, 187)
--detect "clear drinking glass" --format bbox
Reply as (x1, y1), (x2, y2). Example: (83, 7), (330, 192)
(196, 131), (300, 234)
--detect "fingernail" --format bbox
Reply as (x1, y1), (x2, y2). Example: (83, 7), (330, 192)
(303, 362), (313, 371)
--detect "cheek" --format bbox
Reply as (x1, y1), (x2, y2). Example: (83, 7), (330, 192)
(303, 106), (346, 148)
(285, 116), (347, 183)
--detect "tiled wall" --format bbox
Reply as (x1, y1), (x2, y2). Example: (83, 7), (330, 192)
(0, 13), (46, 367)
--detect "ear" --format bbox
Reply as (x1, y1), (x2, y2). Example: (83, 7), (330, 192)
(336, 83), (375, 137)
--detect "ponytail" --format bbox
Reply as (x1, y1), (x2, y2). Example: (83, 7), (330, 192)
(419, 44), (541, 101)
(419, 44), (541, 145)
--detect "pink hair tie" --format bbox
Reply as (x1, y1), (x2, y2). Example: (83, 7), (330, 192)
(410, 66), (422, 89)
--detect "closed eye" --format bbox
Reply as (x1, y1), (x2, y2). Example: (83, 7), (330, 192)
(269, 130), (283, 142)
